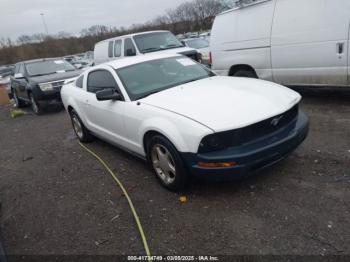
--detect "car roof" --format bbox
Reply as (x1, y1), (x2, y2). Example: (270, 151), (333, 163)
(98, 30), (170, 43)
(18, 57), (64, 64)
(104, 53), (183, 70)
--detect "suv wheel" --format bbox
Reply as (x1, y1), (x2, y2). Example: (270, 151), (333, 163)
(29, 93), (43, 115)
(147, 135), (188, 191)
(12, 89), (25, 108)
(69, 109), (94, 143)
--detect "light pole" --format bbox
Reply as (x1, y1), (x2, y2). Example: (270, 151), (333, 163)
(40, 13), (49, 36)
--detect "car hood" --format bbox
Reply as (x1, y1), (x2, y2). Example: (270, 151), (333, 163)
(29, 70), (82, 84)
(140, 76), (301, 132)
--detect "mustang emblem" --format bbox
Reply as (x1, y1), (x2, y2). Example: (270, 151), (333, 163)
(271, 115), (284, 126)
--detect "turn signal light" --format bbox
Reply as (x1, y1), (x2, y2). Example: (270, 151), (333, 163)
(198, 161), (236, 168)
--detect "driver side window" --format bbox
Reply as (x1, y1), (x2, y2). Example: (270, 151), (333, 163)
(87, 70), (117, 94)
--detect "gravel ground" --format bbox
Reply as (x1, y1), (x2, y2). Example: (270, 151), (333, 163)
(0, 88), (349, 260)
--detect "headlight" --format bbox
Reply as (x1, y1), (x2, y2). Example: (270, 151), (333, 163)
(39, 83), (54, 91)
(198, 130), (242, 153)
(198, 134), (226, 153)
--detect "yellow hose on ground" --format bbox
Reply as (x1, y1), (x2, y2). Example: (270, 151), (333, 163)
(79, 142), (151, 258)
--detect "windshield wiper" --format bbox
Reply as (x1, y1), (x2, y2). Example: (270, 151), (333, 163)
(141, 47), (162, 53)
(163, 44), (183, 50)
(180, 76), (209, 85)
(30, 72), (57, 77)
(138, 90), (162, 100)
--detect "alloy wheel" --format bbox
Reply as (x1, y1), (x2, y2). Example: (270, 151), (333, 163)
(72, 114), (83, 139)
(13, 90), (19, 107)
(30, 95), (39, 114)
(151, 144), (176, 185)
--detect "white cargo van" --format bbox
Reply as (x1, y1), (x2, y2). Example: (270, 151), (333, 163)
(210, 0), (350, 87)
(94, 30), (200, 65)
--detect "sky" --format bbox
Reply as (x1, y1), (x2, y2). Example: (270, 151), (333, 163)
(0, 0), (188, 40)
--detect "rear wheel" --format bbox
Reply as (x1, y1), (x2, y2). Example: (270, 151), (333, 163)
(233, 69), (257, 78)
(29, 93), (43, 115)
(147, 135), (188, 191)
(69, 109), (94, 143)
(12, 89), (25, 108)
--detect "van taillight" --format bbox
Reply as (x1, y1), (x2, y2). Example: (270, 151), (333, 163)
(209, 52), (212, 65)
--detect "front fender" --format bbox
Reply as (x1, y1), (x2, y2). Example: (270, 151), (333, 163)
(139, 117), (190, 153)
(61, 85), (87, 125)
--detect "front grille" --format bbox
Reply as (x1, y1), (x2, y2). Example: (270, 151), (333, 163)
(239, 104), (299, 145)
(220, 105), (299, 147)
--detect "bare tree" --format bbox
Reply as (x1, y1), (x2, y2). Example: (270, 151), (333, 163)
(80, 25), (109, 37)
(0, 0), (234, 65)
(56, 31), (71, 39)
(17, 35), (33, 45)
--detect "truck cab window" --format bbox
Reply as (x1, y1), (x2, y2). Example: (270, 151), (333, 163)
(108, 41), (114, 58)
(114, 40), (122, 57)
(124, 38), (136, 56)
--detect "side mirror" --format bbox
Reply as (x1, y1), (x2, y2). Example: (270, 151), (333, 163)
(126, 48), (136, 56)
(96, 88), (121, 101)
(14, 73), (24, 79)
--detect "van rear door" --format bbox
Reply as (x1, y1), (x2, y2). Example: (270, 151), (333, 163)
(271, 0), (350, 86)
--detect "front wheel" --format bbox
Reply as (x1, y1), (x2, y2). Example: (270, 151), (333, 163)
(29, 93), (43, 115)
(69, 109), (94, 143)
(12, 89), (25, 108)
(147, 135), (188, 191)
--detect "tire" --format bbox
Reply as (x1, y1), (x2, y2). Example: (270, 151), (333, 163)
(147, 135), (188, 191)
(69, 109), (94, 143)
(29, 93), (43, 115)
(233, 69), (258, 78)
(12, 89), (25, 108)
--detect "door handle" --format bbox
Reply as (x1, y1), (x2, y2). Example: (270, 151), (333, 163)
(337, 42), (344, 54)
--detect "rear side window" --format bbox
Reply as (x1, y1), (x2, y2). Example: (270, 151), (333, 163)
(76, 75), (84, 88)
(108, 41), (114, 58)
(114, 40), (122, 57)
(124, 38), (136, 56)
(87, 70), (117, 93)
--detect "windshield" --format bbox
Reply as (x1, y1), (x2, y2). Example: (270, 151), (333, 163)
(116, 56), (214, 101)
(25, 60), (76, 76)
(133, 32), (184, 53)
(185, 39), (209, 49)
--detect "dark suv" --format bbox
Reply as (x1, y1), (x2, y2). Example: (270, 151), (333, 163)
(11, 58), (81, 114)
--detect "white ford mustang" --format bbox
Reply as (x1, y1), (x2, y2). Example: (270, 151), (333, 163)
(61, 53), (309, 191)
